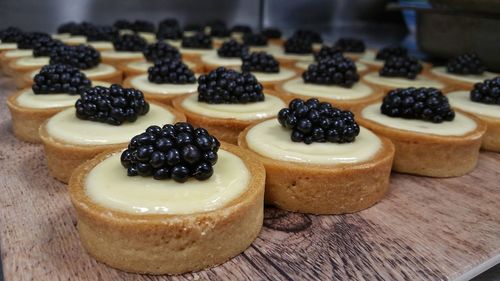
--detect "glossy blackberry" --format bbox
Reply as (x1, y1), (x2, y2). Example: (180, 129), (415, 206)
(32, 37), (64, 57)
(262, 27), (282, 39)
(17, 32), (51, 49)
(303, 56), (359, 87)
(57, 22), (79, 34)
(241, 52), (279, 73)
(156, 26), (183, 40)
(85, 25), (119, 42)
(447, 53), (485, 75)
(184, 23), (203, 33)
(380, 56), (423, 80)
(375, 46), (408, 61)
(49, 45), (101, 69)
(334, 38), (365, 53)
(75, 84), (150, 125)
(112, 34), (147, 52)
(231, 25), (252, 34)
(131, 20), (155, 33)
(61, 22), (95, 36)
(143, 41), (181, 62)
(114, 19), (133, 30)
(381, 87), (455, 123)
(0, 27), (24, 43)
(159, 18), (180, 29)
(198, 67), (264, 104)
(181, 33), (212, 49)
(470, 77), (500, 105)
(121, 123), (221, 182)
(278, 98), (360, 144)
(243, 33), (268, 46)
(292, 30), (323, 44)
(217, 39), (248, 58)
(284, 36), (312, 54)
(314, 45), (343, 62)
(148, 58), (196, 84)
(210, 25), (230, 38)
(32, 64), (91, 95)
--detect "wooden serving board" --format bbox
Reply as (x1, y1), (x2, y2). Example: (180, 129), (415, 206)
(0, 76), (499, 281)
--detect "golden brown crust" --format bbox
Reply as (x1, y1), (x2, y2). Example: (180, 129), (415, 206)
(426, 71), (476, 91)
(354, 105), (487, 177)
(39, 102), (186, 183)
(122, 76), (193, 106)
(0, 51), (21, 76)
(101, 56), (143, 68)
(68, 143), (265, 274)
(361, 72), (454, 94)
(238, 122), (395, 214)
(8, 58), (43, 78)
(117, 58), (204, 78)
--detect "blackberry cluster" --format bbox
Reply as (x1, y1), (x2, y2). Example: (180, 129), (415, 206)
(292, 30), (323, 43)
(243, 33), (268, 46)
(380, 56), (423, 79)
(113, 19), (133, 30)
(156, 26), (183, 40)
(131, 20), (156, 33)
(120, 123), (221, 182)
(57, 22), (79, 34)
(32, 64), (91, 95)
(112, 34), (147, 52)
(57, 22), (94, 36)
(314, 45), (343, 62)
(85, 25), (119, 42)
(0, 27), (24, 43)
(17, 32), (51, 49)
(49, 45), (101, 69)
(303, 56), (359, 87)
(143, 41), (181, 62)
(159, 18), (180, 29)
(32, 37), (64, 57)
(181, 33), (212, 49)
(75, 84), (150, 125)
(210, 25), (230, 38)
(284, 36), (312, 54)
(184, 23), (203, 33)
(217, 39), (248, 58)
(381, 87), (455, 123)
(262, 27), (282, 39)
(241, 52), (280, 73)
(278, 98), (360, 144)
(198, 67), (264, 104)
(148, 58), (196, 84)
(231, 25), (252, 34)
(334, 38), (365, 53)
(470, 77), (500, 105)
(375, 46), (408, 61)
(447, 53), (485, 75)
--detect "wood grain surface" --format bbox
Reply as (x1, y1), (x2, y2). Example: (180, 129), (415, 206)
(0, 76), (499, 281)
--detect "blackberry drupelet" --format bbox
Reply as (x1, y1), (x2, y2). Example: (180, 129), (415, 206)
(243, 33), (268, 46)
(75, 84), (150, 125)
(120, 122), (221, 182)
(181, 33), (212, 49)
(470, 77), (500, 105)
(262, 27), (282, 39)
(197, 67), (264, 104)
(159, 18), (180, 29)
(241, 52), (279, 73)
(381, 87), (455, 123)
(32, 37), (64, 57)
(112, 34), (147, 52)
(143, 41), (181, 62)
(156, 26), (183, 40)
(284, 36), (312, 54)
(303, 56), (359, 87)
(49, 45), (101, 69)
(277, 98), (360, 144)
(314, 45), (343, 62)
(379, 56), (423, 80)
(292, 30), (323, 43)
(447, 53), (486, 75)
(210, 25), (230, 38)
(217, 39), (248, 58)
(334, 38), (365, 53)
(0, 27), (24, 43)
(375, 46), (408, 61)
(17, 32), (51, 49)
(32, 64), (91, 95)
(231, 25), (252, 34)
(148, 58), (196, 84)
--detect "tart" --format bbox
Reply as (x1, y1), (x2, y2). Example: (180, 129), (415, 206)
(261, 27), (284, 46)
(356, 88), (486, 177)
(241, 52), (298, 90)
(120, 59), (202, 78)
(295, 60), (370, 76)
(178, 33), (214, 62)
(238, 98), (395, 214)
(0, 48), (33, 75)
(201, 40), (245, 72)
(100, 34), (146, 67)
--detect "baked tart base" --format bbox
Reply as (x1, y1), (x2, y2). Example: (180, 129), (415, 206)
(478, 115), (500, 152)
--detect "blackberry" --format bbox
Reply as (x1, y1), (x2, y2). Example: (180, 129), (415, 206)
(243, 33), (268, 46)
(131, 20), (155, 33)
(284, 36), (312, 54)
(143, 41), (181, 62)
(114, 19), (133, 30)
(159, 18), (180, 29)
(381, 87), (455, 123)
(262, 27), (282, 39)
(75, 84), (150, 125)
(148, 58), (196, 84)
(156, 26), (183, 40)
(447, 53), (485, 75)
(314, 45), (343, 62)
(231, 25), (252, 34)
(470, 77), (500, 105)
(375, 46), (408, 61)
(112, 34), (147, 52)
(0, 27), (24, 43)
(278, 98), (360, 144)
(334, 38), (365, 53)
(17, 32), (51, 49)
(217, 39), (248, 58)
(210, 25), (230, 38)
(303, 56), (359, 87)
(380, 56), (423, 80)
(184, 23), (203, 33)
(198, 67), (264, 104)
(32, 37), (64, 57)
(61, 22), (95, 36)
(181, 33), (212, 49)
(120, 122), (220, 182)
(57, 22), (79, 34)
(49, 45), (101, 69)
(292, 30), (323, 44)
(32, 64), (91, 95)
(85, 25), (119, 42)
(241, 52), (279, 73)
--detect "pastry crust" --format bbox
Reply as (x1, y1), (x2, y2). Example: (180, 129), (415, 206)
(122, 76), (195, 106)
(355, 105), (487, 177)
(68, 143), (265, 274)
(101, 55), (143, 68)
(361, 72), (453, 94)
(8, 57), (47, 77)
(118, 59), (203, 78)
(427, 71), (478, 91)
(39, 103), (186, 183)
(0, 51), (26, 76)
(238, 124), (395, 214)
(477, 114), (500, 152)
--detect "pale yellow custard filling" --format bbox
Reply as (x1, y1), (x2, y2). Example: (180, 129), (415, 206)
(46, 104), (175, 145)
(0, 42), (17, 50)
(364, 72), (445, 89)
(179, 47), (214, 55)
(127, 60), (196, 72)
(15, 56), (49, 66)
(101, 50), (144, 59)
(430, 66), (498, 84)
(361, 102), (477, 136)
(358, 50), (383, 67)
(270, 49), (314, 62)
(30, 64), (117, 79)
(85, 149), (250, 215)
(60, 36), (87, 45)
(246, 119), (382, 165)
(181, 93), (285, 120)
(251, 68), (296, 83)
(138, 32), (156, 43)
(201, 51), (242, 67)
(88, 41), (114, 50)
(282, 77), (373, 100)
(130, 74), (198, 95)
(447, 91), (500, 119)
(295, 61), (368, 73)
(4, 49), (32, 58)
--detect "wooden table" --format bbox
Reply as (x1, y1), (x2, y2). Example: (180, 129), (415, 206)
(0, 76), (499, 281)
